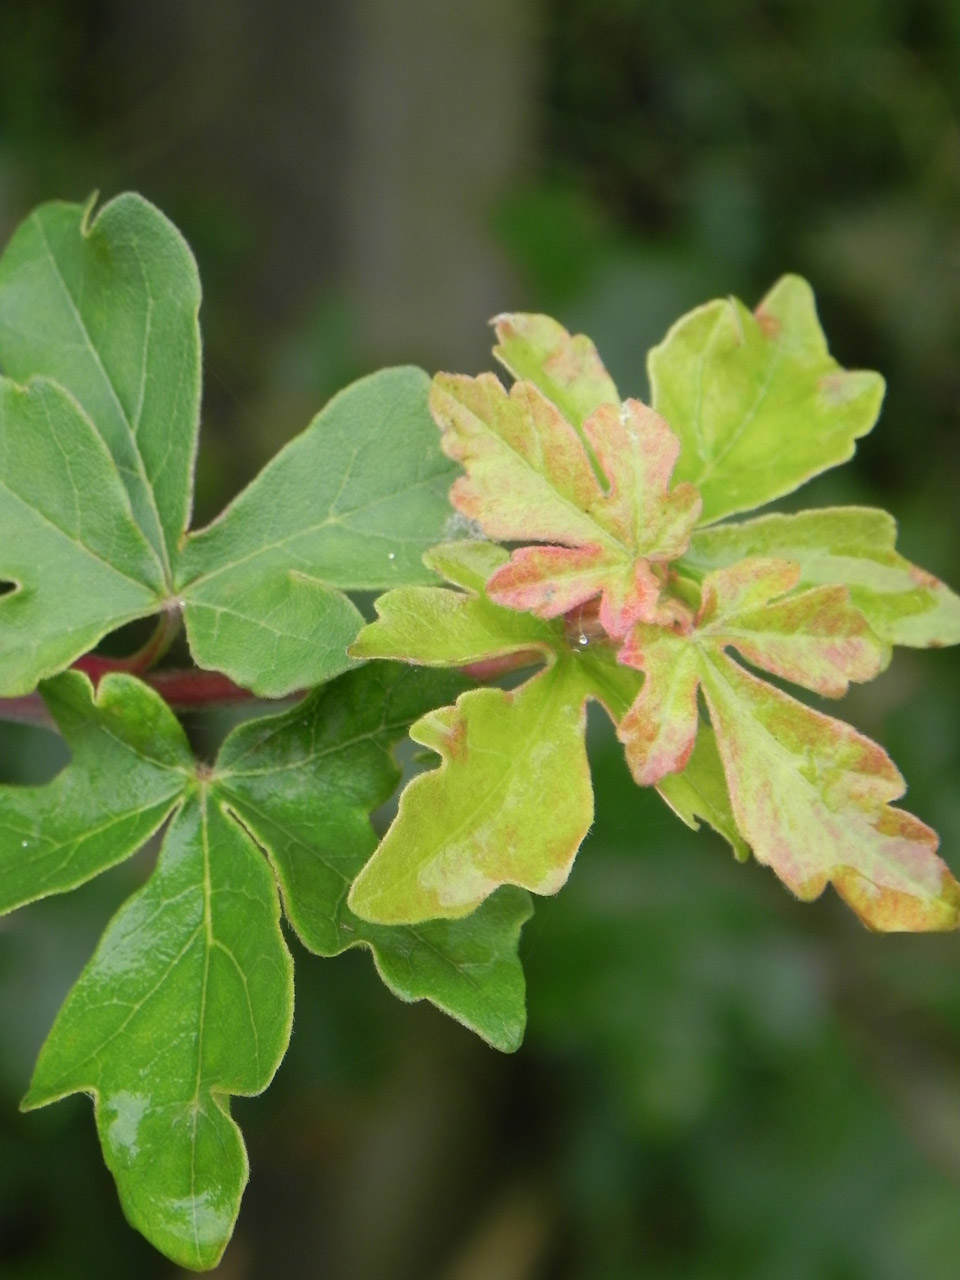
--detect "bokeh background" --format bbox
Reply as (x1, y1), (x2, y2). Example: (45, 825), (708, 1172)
(2, 2), (960, 1276)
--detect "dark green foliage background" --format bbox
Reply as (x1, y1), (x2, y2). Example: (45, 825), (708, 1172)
(1, 1), (959, 1276)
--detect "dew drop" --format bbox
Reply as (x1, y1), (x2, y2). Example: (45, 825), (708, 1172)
(21, 840), (28, 848)
(388, 552), (396, 560)
(578, 634), (589, 647)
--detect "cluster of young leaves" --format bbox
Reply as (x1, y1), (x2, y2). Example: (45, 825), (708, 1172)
(0, 194), (532, 1269)
(349, 281), (960, 935)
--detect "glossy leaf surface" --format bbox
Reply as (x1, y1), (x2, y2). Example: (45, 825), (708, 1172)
(0, 671), (191, 914)
(649, 275), (885, 522)
(23, 793), (295, 1271)
(177, 368), (456, 696)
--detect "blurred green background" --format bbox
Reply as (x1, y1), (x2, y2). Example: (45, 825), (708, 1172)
(1, 1), (960, 1276)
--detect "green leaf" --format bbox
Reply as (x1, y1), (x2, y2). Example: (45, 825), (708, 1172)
(0, 193), (202, 575)
(683, 506), (960, 648)
(0, 195), (457, 696)
(22, 791), (295, 1271)
(0, 377), (164, 694)
(492, 311), (620, 434)
(348, 657), (595, 924)
(176, 367), (456, 696)
(0, 671), (191, 914)
(215, 664), (533, 1051)
(649, 275), (885, 523)
(431, 374), (701, 636)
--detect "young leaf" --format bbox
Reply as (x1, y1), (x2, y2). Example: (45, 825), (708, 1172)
(22, 792), (295, 1271)
(175, 367), (457, 696)
(348, 659), (595, 924)
(0, 192), (201, 575)
(700, 651), (960, 931)
(430, 374), (701, 636)
(349, 541), (558, 670)
(649, 275), (885, 523)
(492, 311), (620, 433)
(214, 663), (532, 1051)
(683, 506), (960, 648)
(655, 724), (750, 863)
(619, 557), (889, 784)
(0, 378), (165, 694)
(0, 671), (191, 915)
(616, 562), (958, 930)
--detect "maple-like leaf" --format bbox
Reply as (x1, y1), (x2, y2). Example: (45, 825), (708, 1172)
(8, 663), (533, 1267)
(617, 560), (959, 930)
(430, 369), (701, 637)
(649, 275), (886, 523)
(0, 194), (455, 697)
(683, 506), (960, 648)
(347, 542), (642, 924)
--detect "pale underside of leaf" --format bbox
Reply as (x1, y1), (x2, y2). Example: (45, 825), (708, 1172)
(0, 192), (202, 576)
(649, 275), (885, 523)
(348, 659), (595, 924)
(22, 792), (294, 1271)
(684, 506), (960, 648)
(0, 671), (192, 915)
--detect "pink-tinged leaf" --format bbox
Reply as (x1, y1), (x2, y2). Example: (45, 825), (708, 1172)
(486, 543), (663, 637)
(617, 626), (701, 785)
(430, 373), (606, 546)
(684, 506), (960, 649)
(655, 723), (750, 863)
(699, 558), (890, 697)
(699, 650), (960, 931)
(581, 400), (702, 555)
(492, 313), (620, 434)
(347, 659), (595, 924)
(431, 372), (702, 638)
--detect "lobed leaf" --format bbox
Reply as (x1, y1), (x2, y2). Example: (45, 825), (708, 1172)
(0, 378), (164, 695)
(649, 275), (885, 523)
(683, 506), (960, 648)
(350, 541), (557, 670)
(0, 193), (201, 576)
(700, 651), (960, 930)
(431, 372), (701, 637)
(492, 311), (620, 435)
(172, 366), (455, 696)
(23, 792), (295, 1270)
(0, 671), (191, 914)
(616, 567), (959, 930)
(348, 658), (595, 924)
(214, 663), (533, 1051)
(0, 196), (458, 697)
